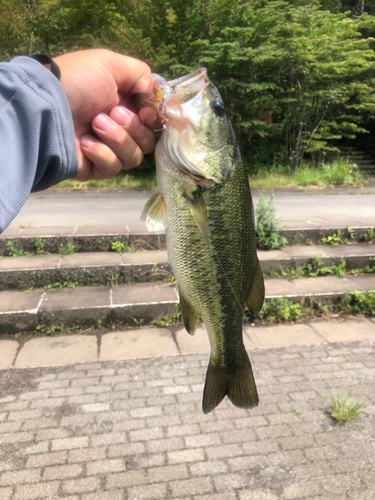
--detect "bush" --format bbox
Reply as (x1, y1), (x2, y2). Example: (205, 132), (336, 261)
(255, 194), (287, 250)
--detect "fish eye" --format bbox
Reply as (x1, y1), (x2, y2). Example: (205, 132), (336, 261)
(211, 99), (225, 117)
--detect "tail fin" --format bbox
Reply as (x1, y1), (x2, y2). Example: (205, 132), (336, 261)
(202, 350), (259, 414)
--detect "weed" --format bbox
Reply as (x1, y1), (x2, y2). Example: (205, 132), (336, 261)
(338, 291), (375, 316)
(35, 324), (45, 332)
(96, 320), (102, 329)
(163, 276), (176, 283)
(107, 274), (119, 286)
(151, 311), (182, 327)
(34, 236), (44, 255)
(346, 226), (354, 240)
(328, 393), (365, 423)
(131, 317), (145, 328)
(58, 243), (75, 255)
(111, 240), (133, 253)
(292, 407), (302, 417)
(364, 228), (375, 242)
(152, 262), (158, 275)
(24, 286), (34, 293)
(255, 291), (375, 323)
(46, 324), (63, 335)
(44, 281), (78, 290)
(320, 230), (345, 245)
(255, 194), (287, 250)
(6, 241), (23, 257)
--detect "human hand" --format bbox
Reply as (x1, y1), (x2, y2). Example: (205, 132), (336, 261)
(54, 49), (158, 181)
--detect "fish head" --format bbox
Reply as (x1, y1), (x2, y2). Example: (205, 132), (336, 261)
(135, 68), (234, 185)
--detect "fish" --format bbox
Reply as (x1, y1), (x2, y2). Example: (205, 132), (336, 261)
(136, 68), (265, 413)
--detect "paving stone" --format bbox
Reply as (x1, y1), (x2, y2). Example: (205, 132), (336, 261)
(175, 324), (211, 354)
(15, 335), (97, 368)
(128, 482), (167, 499)
(170, 476), (214, 497)
(14, 481), (60, 500)
(311, 317), (375, 342)
(245, 323), (325, 348)
(0, 340), (18, 370)
(100, 328), (178, 360)
(62, 477), (101, 494)
(0, 340), (374, 500)
(0, 488), (12, 500)
(0, 469), (41, 486)
(43, 464), (83, 481)
(106, 470), (146, 489)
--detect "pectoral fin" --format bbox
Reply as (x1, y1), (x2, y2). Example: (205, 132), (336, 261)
(180, 291), (200, 335)
(185, 189), (209, 240)
(245, 258), (265, 316)
(141, 193), (167, 232)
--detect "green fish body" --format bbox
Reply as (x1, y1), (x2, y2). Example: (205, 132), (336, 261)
(139, 69), (264, 413)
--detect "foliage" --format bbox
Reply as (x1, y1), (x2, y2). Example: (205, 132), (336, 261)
(58, 243), (75, 255)
(320, 230), (346, 245)
(364, 228), (375, 242)
(255, 194), (287, 249)
(44, 281), (78, 290)
(111, 240), (133, 253)
(2, 0), (375, 170)
(151, 310), (181, 327)
(328, 392), (365, 423)
(339, 290), (375, 315)
(6, 241), (23, 257)
(34, 236), (44, 255)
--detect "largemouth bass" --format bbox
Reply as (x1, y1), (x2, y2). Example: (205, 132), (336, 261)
(137, 68), (264, 413)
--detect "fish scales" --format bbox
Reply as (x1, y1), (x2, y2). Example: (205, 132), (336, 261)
(136, 68), (264, 413)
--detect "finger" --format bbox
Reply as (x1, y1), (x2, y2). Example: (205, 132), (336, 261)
(91, 113), (144, 169)
(109, 53), (153, 95)
(139, 107), (163, 132)
(109, 106), (156, 154)
(79, 135), (123, 180)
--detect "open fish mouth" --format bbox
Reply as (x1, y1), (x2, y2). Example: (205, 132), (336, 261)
(134, 68), (209, 110)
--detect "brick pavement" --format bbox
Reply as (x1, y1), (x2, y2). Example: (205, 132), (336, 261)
(0, 341), (374, 500)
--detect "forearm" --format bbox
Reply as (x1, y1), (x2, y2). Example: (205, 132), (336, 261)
(0, 56), (78, 233)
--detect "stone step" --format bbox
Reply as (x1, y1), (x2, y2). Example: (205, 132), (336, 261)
(1, 226), (374, 256)
(0, 244), (374, 290)
(1, 274), (374, 334)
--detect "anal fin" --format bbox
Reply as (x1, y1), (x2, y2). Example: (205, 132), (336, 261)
(245, 258), (265, 317)
(180, 291), (200, 335)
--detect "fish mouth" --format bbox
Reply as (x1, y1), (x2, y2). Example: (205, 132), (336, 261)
(167, 68), (208, 90)
(133, 68), (209, 110)
(167, 68), (209, 104)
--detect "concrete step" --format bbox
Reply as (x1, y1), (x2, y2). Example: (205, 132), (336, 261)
(0, 244), (374, 290)
(1, 226), (374, 256)
(1, 274), (374, 334)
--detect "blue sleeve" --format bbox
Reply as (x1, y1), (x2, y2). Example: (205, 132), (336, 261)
(0, 56), (78, 233)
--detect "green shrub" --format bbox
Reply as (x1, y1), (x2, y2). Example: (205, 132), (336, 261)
(255, 194), (287, 250)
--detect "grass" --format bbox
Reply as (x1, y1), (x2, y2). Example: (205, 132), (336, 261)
(328, 393), (365, 423)
(54, 172), (157, 190)
(50, 160), (365, 191)
(249, 160), (365, 190)
(268, 256), (375, 280)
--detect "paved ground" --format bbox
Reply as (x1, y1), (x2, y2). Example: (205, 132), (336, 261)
(1, 318), (375, 370)
(4, 187), (375, 235)
(0, 336), (374, 500)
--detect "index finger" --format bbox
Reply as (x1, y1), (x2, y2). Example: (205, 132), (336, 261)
(108, 53), (154, 96)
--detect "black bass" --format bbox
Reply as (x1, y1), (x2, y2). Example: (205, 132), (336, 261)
(137, 68), (264, 413)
